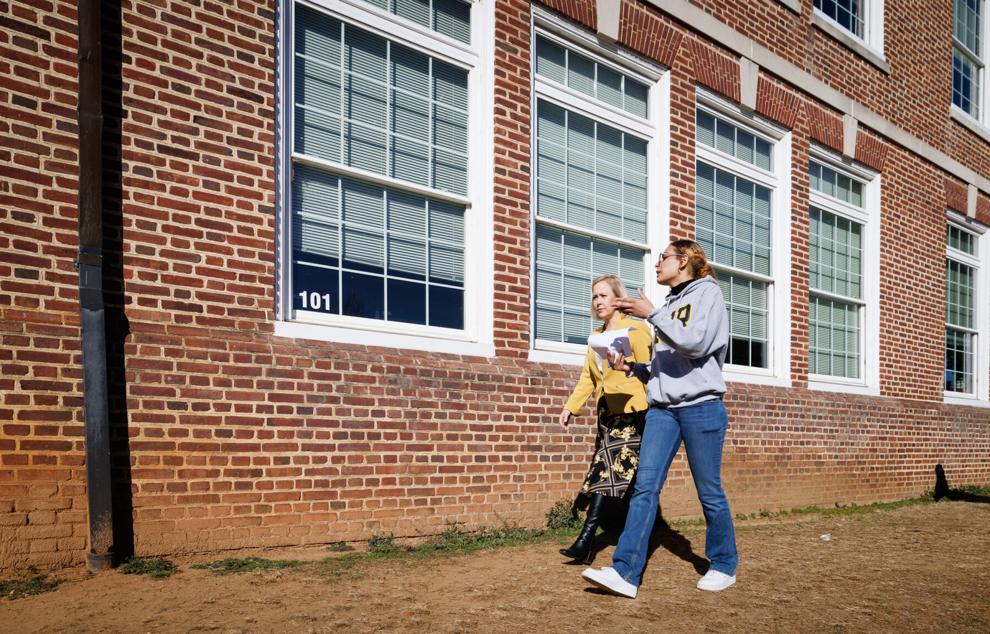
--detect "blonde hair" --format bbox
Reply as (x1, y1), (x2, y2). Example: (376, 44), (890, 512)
(589, 274), (628, 317)
(668, 239), (717, 280)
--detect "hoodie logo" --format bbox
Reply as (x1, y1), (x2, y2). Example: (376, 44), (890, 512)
(670, 304), (692, 326)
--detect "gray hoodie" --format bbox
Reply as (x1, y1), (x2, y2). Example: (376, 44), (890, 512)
(629, 275), (728, 408)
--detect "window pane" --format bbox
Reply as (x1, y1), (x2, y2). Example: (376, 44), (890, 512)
(946, 259), (975, 328)
(696, 162), (772, 275)
(808, 161), (864, 207)
(534, 224), (645, 344)
(954, 0), (981, 54)
(717, 273), (769, 369)
(291, 168), (464, 326)
(536, 101), (649, 244)
(948, 224), (977, 255)
(953, 47), (980, 117)
(810, 207), (863, 300)
(355, 0), (471, 43)
(814, 0), (863, 37)
(533, 35), (649, 118)
(809, 295), (861, 378)
(696, 111), (773, 171)
(945, 327), (976, 394)
(295, 10), (468, 196)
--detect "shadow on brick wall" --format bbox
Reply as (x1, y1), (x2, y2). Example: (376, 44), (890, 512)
(102, 0), (135, 565)
(934, 464), (990, 505)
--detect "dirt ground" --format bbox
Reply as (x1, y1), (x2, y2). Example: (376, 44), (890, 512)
(3, 500), (990, 633)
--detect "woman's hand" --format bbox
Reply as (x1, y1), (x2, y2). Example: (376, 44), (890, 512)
(613, 289), (655, 319)
(607, 349), (631, 373)
(558, 409), (573, 431)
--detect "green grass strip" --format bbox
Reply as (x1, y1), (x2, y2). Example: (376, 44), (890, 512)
(120, 557), (178, 579)
(0, 575), (61, 600)
(191, 556), (303, 575)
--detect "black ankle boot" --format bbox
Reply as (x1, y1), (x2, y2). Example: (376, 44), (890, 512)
(560, 494), (607, 564)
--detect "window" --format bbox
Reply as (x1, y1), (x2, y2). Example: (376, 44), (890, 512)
(953, 0), (984, 119)
(945, 221), (983, 398)
(276, 0), (494, 354)
(815, 0), (865, 38)
(530, 14), (663, 358)
(695, 95), (791, 384)
(807, 153), (879, 393)
(812, 0), (885, 67)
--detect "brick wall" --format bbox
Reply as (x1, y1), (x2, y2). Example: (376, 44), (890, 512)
(2, 0), (990, 572)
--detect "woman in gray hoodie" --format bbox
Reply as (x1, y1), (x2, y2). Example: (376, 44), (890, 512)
(580, 239), (738, 598)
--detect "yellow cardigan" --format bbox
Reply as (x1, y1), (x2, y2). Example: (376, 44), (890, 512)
(564, 316), (652, 416)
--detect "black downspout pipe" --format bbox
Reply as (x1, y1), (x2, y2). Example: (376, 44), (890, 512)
(77, 0), (114, 572)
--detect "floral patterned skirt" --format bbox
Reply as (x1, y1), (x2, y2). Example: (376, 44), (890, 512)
(580, 399), (646, 498)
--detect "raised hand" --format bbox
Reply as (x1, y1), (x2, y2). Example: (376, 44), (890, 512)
(613, 288), (655, 319)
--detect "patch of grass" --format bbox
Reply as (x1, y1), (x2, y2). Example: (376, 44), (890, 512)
(326, 541), (354, 552)
(0, 575), (61, 600)
(191, 557), (303, 576)
(367, 533), (401, 555)
(545, 498), (581, 531)
(416, 525), (552, 556)
(120, 557), (178, 579)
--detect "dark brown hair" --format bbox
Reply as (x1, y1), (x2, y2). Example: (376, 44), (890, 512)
(668, 239), (717, 280)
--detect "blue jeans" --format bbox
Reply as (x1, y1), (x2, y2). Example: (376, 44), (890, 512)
(611, 399), (738, 586)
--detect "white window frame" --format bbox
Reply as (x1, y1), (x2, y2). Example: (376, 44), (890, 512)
(951, 0), (990, 134)
(528, 6), (669, 366)
(945, 212), (990, 406)
(695, 90), (792, 388)
(273, 0), (496, 356)
(811, 0), (887, 72)
(806, 146), (880, 395)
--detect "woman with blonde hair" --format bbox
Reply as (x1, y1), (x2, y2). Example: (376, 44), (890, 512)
(582, 239), (738, 597)
(557, 274), (652, 564)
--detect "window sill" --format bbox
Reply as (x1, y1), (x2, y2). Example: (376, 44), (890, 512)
(810, 13), (889, 74)
(950, 106), (990, 145)
(528, 346), (585, 366)
(807, 376), (879, 396)
(273, 320), (495, 357)
(944, 393), (990, 408)
(723, 367), (792, 388)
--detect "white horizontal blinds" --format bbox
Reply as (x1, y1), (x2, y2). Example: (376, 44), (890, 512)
(291, 3), (467, 329)
(532, 33), (652, 346)
(946, 224), (978, 393)
(534, 35), (649, 118)
(814, 0), (863, 37)
(292, 166), (465, 326)
(809, 208), (863, 299)
(535, 225), (644, 343)
(953, 0), (982, 117)
(696, 110), (772, 171)
(809, 162), (863, 207)
(432, 62), (469, 194)
(695, 164), (772, 275)
(535, 101), (648, 243)
(809, 209), (863, 378)
(696, 110), (773, 368)
(294, 6), (468, 195)
(359, 0), (471, 43)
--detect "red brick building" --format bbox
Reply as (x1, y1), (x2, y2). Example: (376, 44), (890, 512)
(3, 0), (990, 571)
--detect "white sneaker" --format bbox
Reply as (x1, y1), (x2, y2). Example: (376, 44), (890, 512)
(581, 566), (638, 598)
(696, 570), (736, 591)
